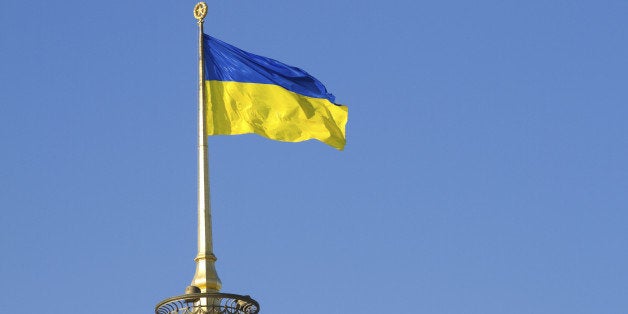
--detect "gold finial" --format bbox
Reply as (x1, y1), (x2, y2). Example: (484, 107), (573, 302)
(194, 2), (208, 21)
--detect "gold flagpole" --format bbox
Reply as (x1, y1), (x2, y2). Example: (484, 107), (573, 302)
(155, 4), (259, 312)
(190, 1), (222, 293)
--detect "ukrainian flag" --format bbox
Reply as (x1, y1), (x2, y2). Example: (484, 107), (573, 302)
(203, 35), (348, 150)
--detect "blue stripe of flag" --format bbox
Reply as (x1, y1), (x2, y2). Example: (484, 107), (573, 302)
(203, 35), (336, 103)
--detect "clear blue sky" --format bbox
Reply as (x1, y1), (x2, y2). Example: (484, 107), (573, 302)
(1, 1), (627, 313)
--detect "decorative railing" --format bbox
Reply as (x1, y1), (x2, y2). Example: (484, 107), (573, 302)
(156, 292), (260, 314)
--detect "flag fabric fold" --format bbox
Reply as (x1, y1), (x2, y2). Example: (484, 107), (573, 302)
(203, 35), (348, 150)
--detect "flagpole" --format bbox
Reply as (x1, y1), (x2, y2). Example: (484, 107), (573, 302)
(155, 3), (259, 312)
(190, 1), (222, 293)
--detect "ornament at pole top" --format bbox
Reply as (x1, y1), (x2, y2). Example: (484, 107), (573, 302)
(194, 2), (208, 21)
